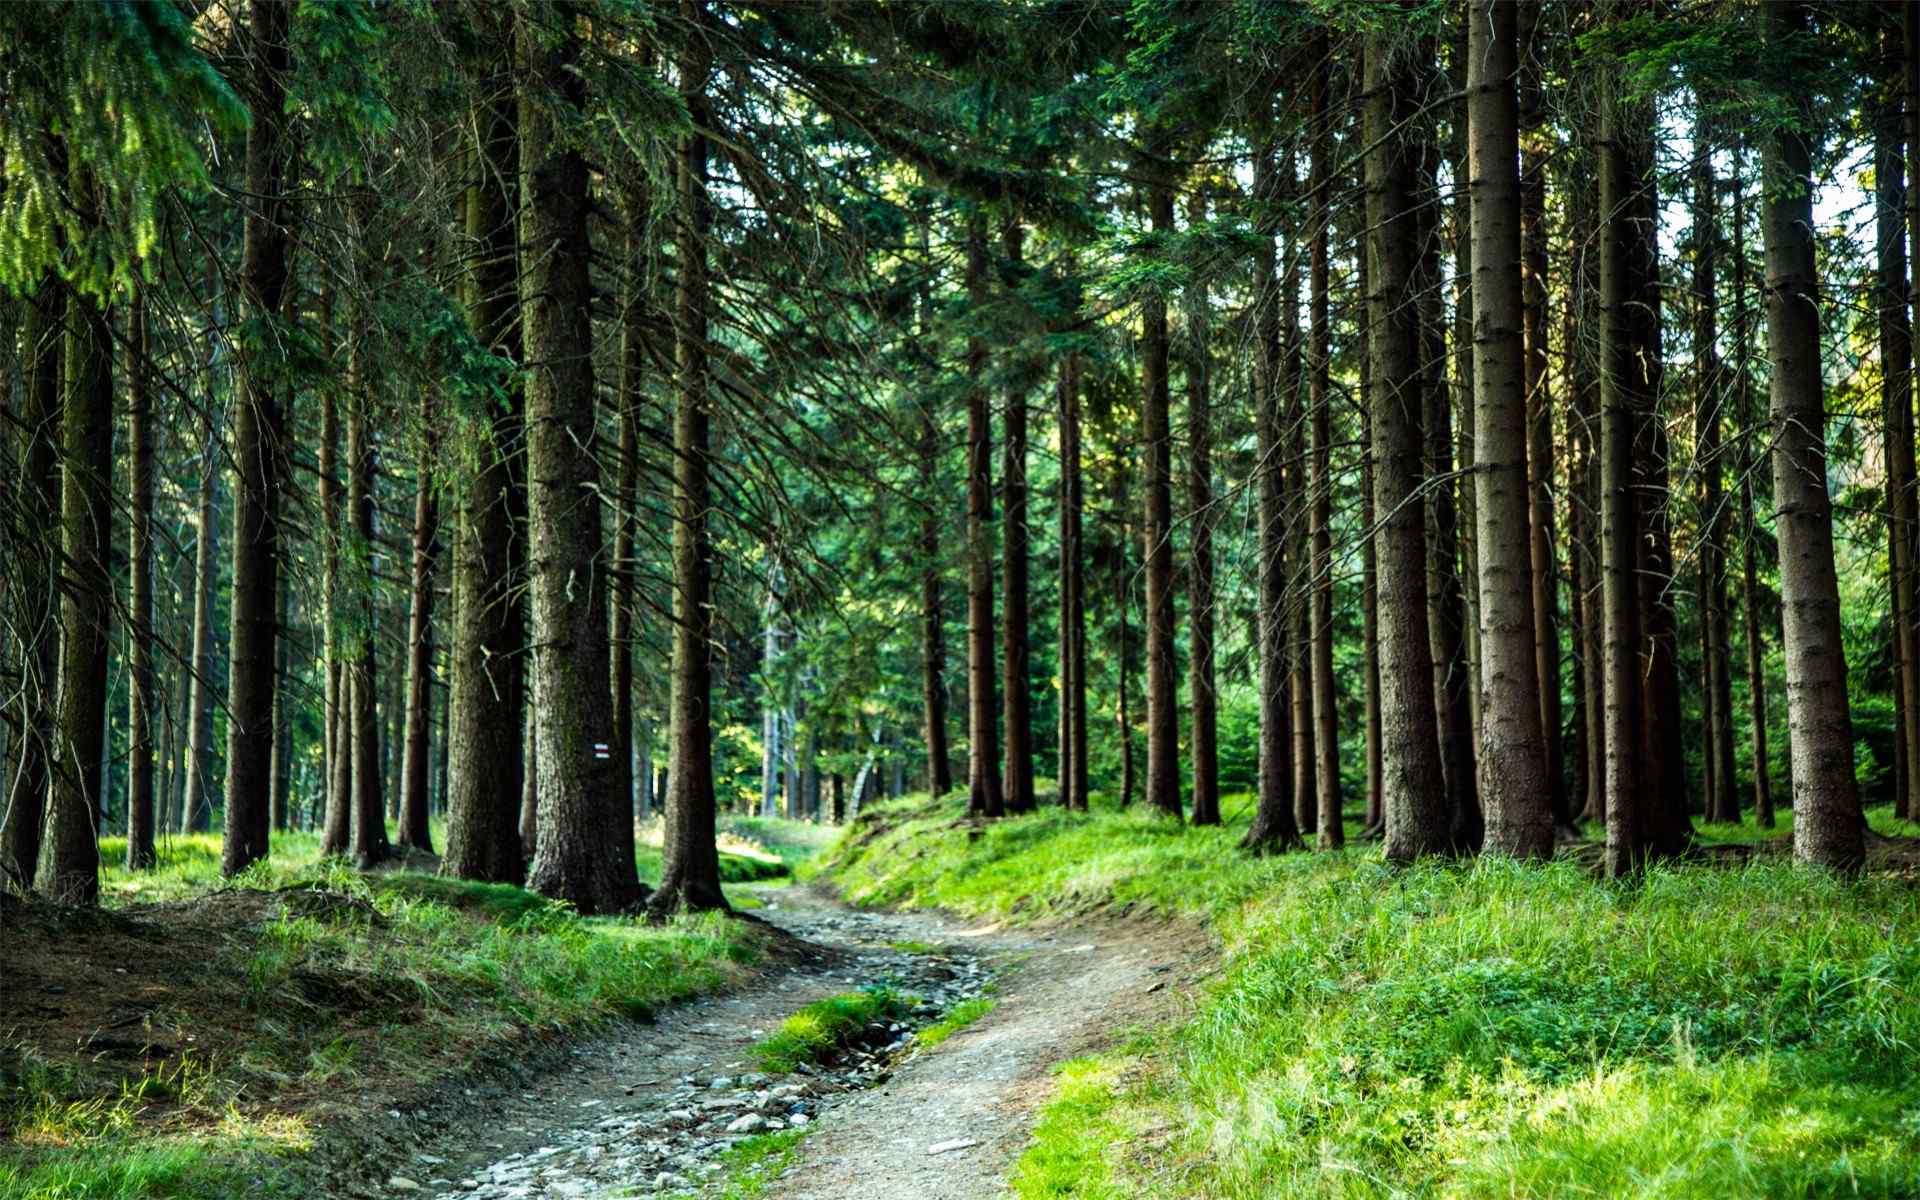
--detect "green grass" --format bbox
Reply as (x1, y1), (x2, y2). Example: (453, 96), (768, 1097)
(826, 798), (1920, 1198)
(748, 990), (909, 1074)
(5, 820), (833, 1200)
(915, 998), (994, 1049)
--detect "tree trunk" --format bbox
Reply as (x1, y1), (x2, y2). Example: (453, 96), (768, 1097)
(38, 164), (113, 903)
(1878, 10), (1916, 821)
(442, 25), (527, 884)
(1732, 159), (1775, 828)
(963, 216), (1003, 820)
(1288, 216), (1317, 839)
(1308, 48), (1341, 848)
(1, 274), (60, 890)
(1058, 347), (1089, 812)
(920, 393), (954, 797)
(399, 388), (439, 854)
(1516, 0), (1565, 832)
(1766, 0), (1864, 870)
(1468, 0), (1553, 859)
(650, 0), (728, 916)
(520, 4), (631, 914)
(1368, 30), (1452, 862)
(1697, 115), (1737, 825)
(220, 0), (292, 878)
(1896, 0), (1920, 821)
(317, 287), (349, 855)
(1243, 128), (1301, 854)
(610, 181), (645, 842)
(1000, 219), (1036, 815)
(1142, 142), (1181, 822)
(1565, 160), (1606, 826)
(126, 289), (157, 870)
(1186, 194), (1221, 828)
(269, 558), (292, 834)
(185, 429), (219, 836)
(346, 275), (387, 870)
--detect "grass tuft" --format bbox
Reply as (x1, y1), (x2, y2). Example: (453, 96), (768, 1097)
(915, 998), (994, 1049)
(748, 990), (909, 1074)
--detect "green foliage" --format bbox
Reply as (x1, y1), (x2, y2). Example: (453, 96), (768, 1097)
(749, 990), (909, 1074)
(0, 0), (244, 297)
(826, 803), (1920, 1197)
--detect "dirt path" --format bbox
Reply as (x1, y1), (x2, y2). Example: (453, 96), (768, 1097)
(352, 887), (1209, 1200)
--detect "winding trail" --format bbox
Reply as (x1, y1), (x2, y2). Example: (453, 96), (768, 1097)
(356, 885), (1209, 1199)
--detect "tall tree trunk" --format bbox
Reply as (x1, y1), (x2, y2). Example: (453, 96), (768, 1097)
(920, 396), (954, 797)
(1186, 196), (1221, 828)
(1468, 0), (1554, 859)
(220, 0), (292, 877)
(1732, 158), (1775, 828)
(1308, 48), (1341, 848)
(1896, 0), (1920, 821)
(1368, 32), (1451, 862)
(1600, 14), (1652, 875)
(38, 164), (113, 902)
(1142, 143), (1181, 821)
(1878, 10), (1916, 822)
(1288, 215), (1317, 838)
(185, 427), (219, 835)
(317, 288), (349, 854)
(1767, 0), (1864, 870)
(2, 274), (61, 890)
(1516, 0), (1566, 831)
(269, 576), (292, 834)
(399, 390), (439, 853)
(1566, 160), (1606, 826)
(1243, 128), (1301, 853)
(442, 27), (527, 884)
(610, 182), (646, 841)
(1058, 347), (1089, 812)
(651, 0), (727, 915)
(1696, 115), (1737, 825)
(1424, 123), (1480, 854)
(963, 216), (1003, 820)
(1001, 218), (1035, 815)
(520, 3), (631, 914)
(1361, 348), (1384, 837)
(126, 289), (157, 870)
(346, 278), (387, 870)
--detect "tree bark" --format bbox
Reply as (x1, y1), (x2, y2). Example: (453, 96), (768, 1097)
(1895, 0), (1920, 821)
(963, 216), (1003, 820)
(269, 574), (292, 834)
(399, 388), (439, 854)
(1288, 210), (1317, 839)
(1517, 0), (1566, 831)
(1186, 194), (1221, 828)
(920, 392), (954, 797)
(520, 2), (632, 914)
(610, 181), (646, 843)
(1243, 127), (1301, 854)
(318, 287), (349, 855)
(1468, 0), (1554, 859)
(1767, 0), (1864, 870)
(1142, 141), (1182, 822)
(220, 0), (293, 878)
(185, 433), (219, 836)
(1368, 31), (1451, 862)
(1001, 217), (1036, 815)
(346, 267), (387, 870)
(126, 289), (157, 870)
(1732, 158), (1775, 828)
(1308, 48), (1340, 848)
(3, 274), (61, 890)
(1058, 345), (1089, 812)
(650, 0), (728, 915)
(1696, 113), (1737, 825)
(442, 24), (527, 885)
(38, 163), (113, 903)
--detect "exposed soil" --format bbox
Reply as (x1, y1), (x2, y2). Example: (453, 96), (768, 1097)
(323, 886), (1213, 1199)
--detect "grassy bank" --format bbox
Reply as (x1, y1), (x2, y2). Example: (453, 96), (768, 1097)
(0, 822), (816, 1200)
(823, 798), (1920, 1198)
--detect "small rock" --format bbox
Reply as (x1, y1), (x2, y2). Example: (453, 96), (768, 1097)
(708, 1076), (734, 1090)
(387, 1177), (421, 1192)
(655, 1172), (690, 1190)
(927, 1138), (980, 1155)
(726, 1114), (767, 1135)
(789, 1113), (810, 1127)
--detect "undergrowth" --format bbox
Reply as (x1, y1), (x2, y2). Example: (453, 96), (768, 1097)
(826, 798), (1920, 1198)
(1, 820), (827, 1200)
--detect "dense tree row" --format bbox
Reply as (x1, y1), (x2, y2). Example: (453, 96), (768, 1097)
(3, 0), (1916, 911)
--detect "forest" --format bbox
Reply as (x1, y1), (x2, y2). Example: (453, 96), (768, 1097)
(2, 0), (1919, 1197)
